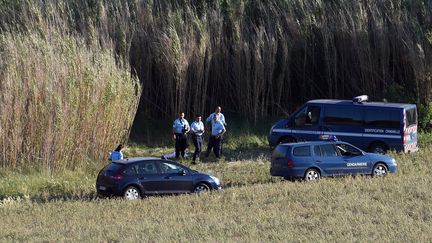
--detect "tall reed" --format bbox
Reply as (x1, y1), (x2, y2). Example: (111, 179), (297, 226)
(0, 31), (140, 170)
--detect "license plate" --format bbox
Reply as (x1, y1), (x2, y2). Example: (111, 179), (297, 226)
(99, 186), (106, 190)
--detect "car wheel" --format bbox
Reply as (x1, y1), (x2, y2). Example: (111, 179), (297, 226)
(372, 163), (388, 177)
(193, 183), (210, 193)
(304, 168), (320, 181)
(369, 142), (388, 154)
(124, 186), (141, 200)
(279, 136), (296, 144)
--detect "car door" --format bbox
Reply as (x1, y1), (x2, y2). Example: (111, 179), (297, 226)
(335, 143), (370, 174)
(157, 161), (194, 193)
(315, 144), (345, 175)
(135, 161), (165, 194)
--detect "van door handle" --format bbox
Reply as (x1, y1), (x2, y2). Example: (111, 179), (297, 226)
(139, 177), (146, 180)
(316, 160), (321, 163)
(164, 176), (172, 179)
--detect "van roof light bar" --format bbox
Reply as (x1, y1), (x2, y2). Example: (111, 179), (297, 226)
(319, 134), (338, 141)
(352, 95), (368, 103)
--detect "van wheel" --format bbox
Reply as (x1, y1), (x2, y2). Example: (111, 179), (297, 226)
(304, 168), (320, 182)
(279, 136), (296, 144)
(369, 142), (388, 154)
(372, 163), (388, 177)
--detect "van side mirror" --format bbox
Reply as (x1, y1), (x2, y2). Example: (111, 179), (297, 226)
(179, 169), (187, 176)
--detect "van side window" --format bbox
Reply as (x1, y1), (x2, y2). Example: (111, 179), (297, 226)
(294, 106), (321, 127)
(405, 108), (417, 127)
(318, 144), (338, 157)
(365, 109), (400, 128)
(324, 107), (363, 126)
(293, 146), (311, 156)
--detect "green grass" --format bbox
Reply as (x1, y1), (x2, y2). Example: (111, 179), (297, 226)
(1, 134), (432, 241)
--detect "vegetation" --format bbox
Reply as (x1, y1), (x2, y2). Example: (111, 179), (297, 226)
(0, 3), (141, 170)
(0, 0), (431, 169)
(0, 31), (140, 170)
(1, 136), (432, 241)
(1, 0), (431, 123)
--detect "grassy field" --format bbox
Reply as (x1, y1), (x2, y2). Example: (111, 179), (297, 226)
(1, 134), (432, 241)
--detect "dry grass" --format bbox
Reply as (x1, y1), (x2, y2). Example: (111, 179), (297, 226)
(1, 139), (432, 241)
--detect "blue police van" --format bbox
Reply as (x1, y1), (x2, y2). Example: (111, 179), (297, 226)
(268, 96), (418, 153)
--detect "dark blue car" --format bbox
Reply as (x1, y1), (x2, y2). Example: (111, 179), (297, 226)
(270, 141), (397, 181)
(96, 157), (222, 200)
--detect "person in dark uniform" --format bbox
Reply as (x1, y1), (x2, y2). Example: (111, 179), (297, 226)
(205, 113), (226, 159)
(172, 112), (190, 158)
(190, 115), (205, 164)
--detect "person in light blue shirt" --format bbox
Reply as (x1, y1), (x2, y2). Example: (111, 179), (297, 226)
(205, 113), (226, 159)
(109, 144), (124, 161)
(206, 106), (227, 125)
(190, 114), (205, 163)
(172, 112), (190, 158)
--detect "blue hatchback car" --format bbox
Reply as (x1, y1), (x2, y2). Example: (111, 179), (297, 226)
(96, 157), (222, 200)
(270, 141), (397, 181)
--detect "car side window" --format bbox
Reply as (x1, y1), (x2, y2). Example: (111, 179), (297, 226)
(136, 161), (158, 174)
(123, 166), (136, 176)
(318, 144), (338, 157)
(159, 162), (184, 174)
(313, 145), (322, 156)
(293, 146), (311, 156)
(336, 143), (362, 156)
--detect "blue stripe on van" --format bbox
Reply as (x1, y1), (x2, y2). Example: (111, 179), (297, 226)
(272, 129), (401, 139)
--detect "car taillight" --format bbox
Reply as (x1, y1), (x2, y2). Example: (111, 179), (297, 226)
(113, 171), (124, 180)
(287, 159), (294, 168)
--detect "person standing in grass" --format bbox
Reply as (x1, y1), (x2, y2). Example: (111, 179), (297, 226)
(206, 106), (227, 126)
(206, 106), (227, 155)
(173, 112), (190, 159)
(109, 144), (124, 161)
(190, 114), (205, 164)
(205, 113), (226, 159)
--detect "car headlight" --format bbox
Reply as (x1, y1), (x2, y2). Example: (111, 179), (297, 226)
(210, 175), (220, 185)
(392, 158), (396, 164)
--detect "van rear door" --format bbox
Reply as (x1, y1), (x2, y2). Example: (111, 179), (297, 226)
(403, 107), (418, 152)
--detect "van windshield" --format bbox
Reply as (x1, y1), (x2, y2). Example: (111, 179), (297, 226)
(406, 108), (417, 127)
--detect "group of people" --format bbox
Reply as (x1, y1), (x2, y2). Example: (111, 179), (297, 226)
(172, 106), (227, 163)
(108, 106), (227, 164)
